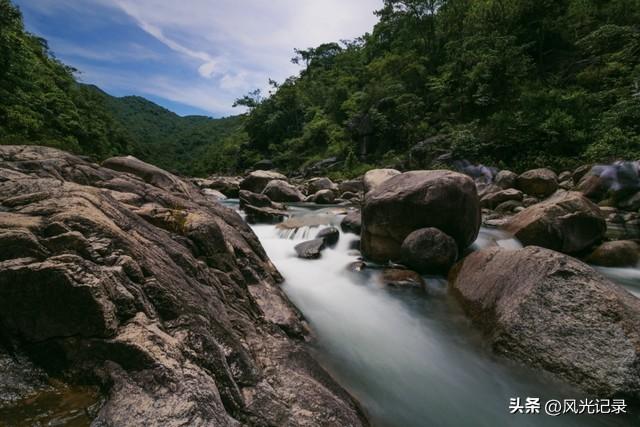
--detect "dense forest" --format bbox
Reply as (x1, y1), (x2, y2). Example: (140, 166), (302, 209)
(237, 0), (640, 176)
(2, 0), (640, 178)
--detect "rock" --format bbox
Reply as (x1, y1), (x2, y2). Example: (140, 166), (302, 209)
(572, 164), (593, 183)
(495, 200), (523, 215)
(516, 168), (558, 198)
(239, 189), (274, 209)
(400, 228), (458, 275)
(494, 170), (518, 189)
(203, 176), (241, 198)
(585, 240), (639, 267)
(505, 191), (606, 254)
(294, 239), (326, 259)
(202, 188), (227, 200)
(480, 189), (523, 209)
(339, 179), (364, 194)
(307, 177), (338, 195)
(363, 169), (400, 193)
(243, 204), (289, 224)
(362, 170), (480, 263)
(577, 162), (640, 202)
(339, 191), (359, 201)
(522, 196), (539, 207)
(449, 246), (640, 396)
(316, 227), (340, 247)
(618, 192), (640, 212)
(558, 171), (572, 181)
(559, 179), (574, 190)
(240, 170), (288, 194)
(262, 180), (304, 203)
(102, 155), (193, 197)
(378, 268), (425, 289)
(312, 189), (336, 204)
(341, 211), (362, 235)
(0, 146), (365, 426)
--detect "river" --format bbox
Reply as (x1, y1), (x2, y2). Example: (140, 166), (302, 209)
(239, 202), (639, 427)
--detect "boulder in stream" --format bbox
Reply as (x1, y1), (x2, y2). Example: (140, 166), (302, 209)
(341, 211), (362, 235)
(585, 240), (639, 267)
(400, 228), (458, 275)
(240, 170), (288, 193)
(450, 246), (640, 396)
(516, 168), (558, 198)
(294, 239), (326, 259)
(316, 227), (340, 247)
(262, 180), (304, 203)
(363, 169), (400, 193)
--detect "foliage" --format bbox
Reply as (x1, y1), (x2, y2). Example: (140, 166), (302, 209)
(237, 0), (640, 173)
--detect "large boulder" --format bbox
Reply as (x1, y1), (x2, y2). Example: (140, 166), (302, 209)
(239, 170), (288, 194)
(262, 180), (304, 203)
(0, 146), (366, 426)
(400, 228), (458, 274)
(505, 191), (606, 254)
(312, 189), (336, 205)
(449, 246), (640, 396)
(363, 169), (400, 193)
(516, 168), (558, 198)
(362, 170), (480, 263)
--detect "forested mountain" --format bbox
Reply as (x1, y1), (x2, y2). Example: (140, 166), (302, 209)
(238, 0), (640, 175)
(0, 0), (244, 176)
(3, 0), (640, 178)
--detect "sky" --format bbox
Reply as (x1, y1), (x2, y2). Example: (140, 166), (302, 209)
(14, 0), (382, 117)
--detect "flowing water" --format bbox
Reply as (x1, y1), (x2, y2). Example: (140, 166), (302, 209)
(240, 202), (640, 427)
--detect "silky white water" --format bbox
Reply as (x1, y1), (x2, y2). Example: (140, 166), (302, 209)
(242, 204), (638, 427)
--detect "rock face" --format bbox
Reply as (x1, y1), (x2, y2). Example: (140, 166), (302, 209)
(0, 146), (366, 426)
(516, 168), (558, 197)
(586, 240), (639, 267)
(239, 170), (288, 194)
(361, 171), (480, 263)
(449, 246), (640, 396)
(262, 180), (304, 203)
(400, 228), (458, 274)
(363, 169), (400, 193)
(341, 211), (362, 235)
(505, 191), (606, 254)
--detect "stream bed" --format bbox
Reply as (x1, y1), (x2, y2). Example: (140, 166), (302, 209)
(245, 203), (639, 427)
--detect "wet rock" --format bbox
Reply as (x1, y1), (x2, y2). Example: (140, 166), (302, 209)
(494, 170), (517, 189)
(379, 268), (425, 289)
(316, 227), (340, 247)
(312, 189), (336, 204)
(243, 204), (289, 224)
(202, 188), (227, 200)
(262, 180), (304, 203)
(480, 189), (523, 209)
(239, 189), (273, 208)
(339, 179), (364, 194)
(362, 170), (480, 263)
(516, 168), (558, 198)
(585, 240), (639, 267)
(0, 146), (365, 426)
(240, 170), (288, 194)
(294, 239), (326, 259)
(341, 211), (362, 235)
(400, 228), (458, 275)
(450, 246), (640, 396)
(363, 169), (400, 193)
(505, 191), (606, 254)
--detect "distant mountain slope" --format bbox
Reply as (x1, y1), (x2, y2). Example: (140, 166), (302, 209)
(84, 86), (246, 176)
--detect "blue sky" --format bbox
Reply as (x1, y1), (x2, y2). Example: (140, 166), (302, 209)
(14, 0), (381, 117)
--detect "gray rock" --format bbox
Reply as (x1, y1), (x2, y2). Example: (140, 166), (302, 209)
(516, 168), (558, 198)
(400, 228), (458, 274)
(0, 146), (366, 427)
(307, 177), (338, 195)
(362, 170), (480, 263)
(494, 170), (517, 189)
(450, 246), (640, 396)
(341, 211), (362, 235)
(339, 179), (364, 194)
(585, 240), (639, 267)
(294, 239), (326, 259)
(313, 189), (336, 204)
(505, 191), (606, 254)
(262, 180), (304, 202)
(363, 169), (400, 193)
(240, 170), (288, 193)
(316, 227), (340, 247)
